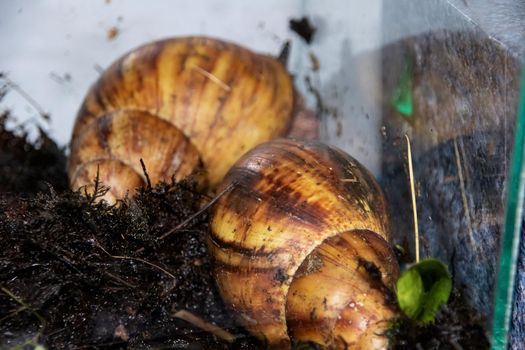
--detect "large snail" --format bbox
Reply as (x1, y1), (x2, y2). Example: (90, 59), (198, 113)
(68, 36), (294, 202)
(208, 139), (399, 349)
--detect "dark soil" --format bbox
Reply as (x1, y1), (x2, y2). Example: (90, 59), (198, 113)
(388, 290), (490, 349)
(0, 111), (489, 349)
(0, 114), (259, 349)
(0, 111), (68, 194)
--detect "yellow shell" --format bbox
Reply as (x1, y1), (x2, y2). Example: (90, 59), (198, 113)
(209, 139), (399, 349)
(69, 36), (294, 200)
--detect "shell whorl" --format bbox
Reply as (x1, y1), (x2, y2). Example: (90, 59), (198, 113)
(208, 139), (398, 348)
(287, 229), (398, 348)
(69, 110), (203, 200)
(69, 36), (294, 199)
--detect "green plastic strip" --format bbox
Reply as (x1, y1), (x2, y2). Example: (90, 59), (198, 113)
(491, 60), (525, 349)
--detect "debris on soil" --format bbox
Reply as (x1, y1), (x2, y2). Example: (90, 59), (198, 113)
(0, 111), (259, 349)
(388, 289), (490, 349)
(0, 177), (260, 349)
(289, 17), (316, 44)
(0, 96), (490, 349)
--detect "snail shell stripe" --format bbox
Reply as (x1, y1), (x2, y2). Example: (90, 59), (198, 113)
(69, 36), (294, 199)
(209, 139), (398, 348)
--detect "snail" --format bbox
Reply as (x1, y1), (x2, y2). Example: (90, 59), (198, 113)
(208, 138), (399, 349)
(68, 36), (294, 202)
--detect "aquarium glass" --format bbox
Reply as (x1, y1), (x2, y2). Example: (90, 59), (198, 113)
(300, 1), (524, 348)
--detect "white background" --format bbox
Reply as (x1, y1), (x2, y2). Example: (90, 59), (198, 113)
(0, 0), (383, 172)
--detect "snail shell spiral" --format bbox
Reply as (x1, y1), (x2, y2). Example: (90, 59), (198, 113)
(208, 138), (399, 349)
(69, 36), (294, 201)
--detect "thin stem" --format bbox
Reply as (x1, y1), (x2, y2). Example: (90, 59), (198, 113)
(158, 183), (234, 241)
(0, 286), (46, 326)
(2, 76), (49, 121)
(173, 309), (235, 343)
(405, 134), (420, 263)
(94, 240), (176, 279)
(134, 182), (235, 255)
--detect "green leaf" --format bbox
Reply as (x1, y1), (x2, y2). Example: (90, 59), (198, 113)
(396, 258), (452, 324)
(396, 268), (424, 319)
(420, 277), (453, 323)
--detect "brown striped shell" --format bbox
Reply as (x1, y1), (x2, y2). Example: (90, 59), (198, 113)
(209, 139), (399, 349)
(68, 36), (294, 201)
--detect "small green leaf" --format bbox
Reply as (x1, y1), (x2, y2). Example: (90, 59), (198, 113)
(396, 258), (452, 324)
(420, 277), (453, 323)
(396, 268), (424, 319)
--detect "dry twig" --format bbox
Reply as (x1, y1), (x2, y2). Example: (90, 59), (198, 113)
(94, 240), (176, 279)
(173, 309), (235, 343)
(405, 135), (420, 262)
(158, 183), (235, 241)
